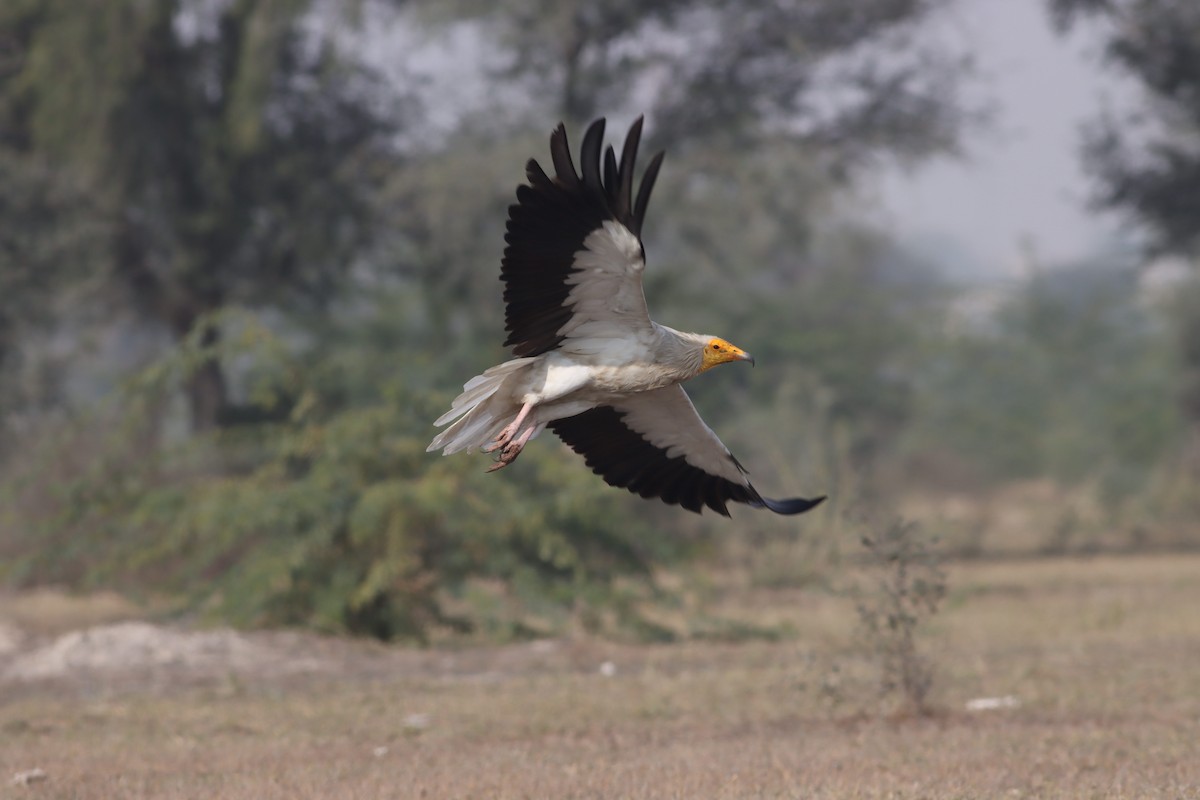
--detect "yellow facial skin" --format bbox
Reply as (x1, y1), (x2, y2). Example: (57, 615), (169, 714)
(700, 337), (755, 372)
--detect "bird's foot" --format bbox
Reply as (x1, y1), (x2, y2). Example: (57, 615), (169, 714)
(482, 425), (515, 453)
(485, 426), (534, 472)
(483, 402), (533, 453)
(485, 442), (521, 472)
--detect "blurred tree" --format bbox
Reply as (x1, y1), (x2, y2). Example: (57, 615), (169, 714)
(0, 0), (397, 430)
(417, 0), (971, 170)
(908, 257), (1181, 496)
(1049, 0), (1200, 254)
(1048, 0), (1200, 450)
(0, 152), (101, 415)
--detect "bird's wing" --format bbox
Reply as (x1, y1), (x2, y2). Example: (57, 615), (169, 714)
(502, 117), (665, 357)
(548, 386), (826, 516)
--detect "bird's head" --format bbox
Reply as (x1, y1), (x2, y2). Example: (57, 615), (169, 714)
(699, 337), (755, 372)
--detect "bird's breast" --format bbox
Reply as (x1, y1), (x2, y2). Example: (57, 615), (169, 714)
(530, 359), (594, 402)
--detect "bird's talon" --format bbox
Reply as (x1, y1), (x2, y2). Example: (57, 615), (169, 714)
(486, 445), (523, 472)
(482, 430), (513, 453)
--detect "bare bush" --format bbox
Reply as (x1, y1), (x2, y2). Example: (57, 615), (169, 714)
(856, 519), (946, 715)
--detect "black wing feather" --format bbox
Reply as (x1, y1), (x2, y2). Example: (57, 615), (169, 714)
(603, 146), (620, 206)
(549, 407), (826, 517)
(501, 117), (664, 357)
(580, 120), (605, 194)
(615, 117), (642, 223)
(631, 151), (664, 237)
(548, 124), (581, 191)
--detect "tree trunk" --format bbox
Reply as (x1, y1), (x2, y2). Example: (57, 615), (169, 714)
(187, 355), (227, 434)
(183, 318), (228, 434)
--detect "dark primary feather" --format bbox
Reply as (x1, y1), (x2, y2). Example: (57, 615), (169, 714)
(500, 117), (664, 357)
(549, 406), (827, 517)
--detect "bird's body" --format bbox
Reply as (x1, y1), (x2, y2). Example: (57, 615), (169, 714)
(429, 323), (707, 446)
(428, 117), (825, 517)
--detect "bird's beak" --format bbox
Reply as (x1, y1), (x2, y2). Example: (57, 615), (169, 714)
(720, 339), (754, 366)
(702, 338), (756, 372)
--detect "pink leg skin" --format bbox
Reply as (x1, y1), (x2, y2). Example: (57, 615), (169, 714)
(483, 402), (533, 453)
(485, 425), (536, 472)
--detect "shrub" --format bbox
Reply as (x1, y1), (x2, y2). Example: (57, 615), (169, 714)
(0, 325), (683, 642)
(855, 519), (946, 715)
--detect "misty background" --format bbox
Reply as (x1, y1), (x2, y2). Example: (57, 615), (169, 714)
(1, 0), (1197, 641)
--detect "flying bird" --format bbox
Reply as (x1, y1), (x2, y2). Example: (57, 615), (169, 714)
(427, 117), (825, 517)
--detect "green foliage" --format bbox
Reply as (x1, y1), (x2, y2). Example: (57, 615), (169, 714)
(907, 260), (1183, 497)
(0, 322), (677, 642)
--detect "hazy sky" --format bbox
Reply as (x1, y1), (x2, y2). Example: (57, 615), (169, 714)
(875, 0), (1135, 279)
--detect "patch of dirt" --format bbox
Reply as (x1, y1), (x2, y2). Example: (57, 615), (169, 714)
(0, 607), (624, 699)
(1, 622), (328, 683)
(0, 622), (23, 659)
(0, 588), (141, 636)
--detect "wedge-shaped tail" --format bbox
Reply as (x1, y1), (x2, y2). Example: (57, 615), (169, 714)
(427, 358), (535, 455)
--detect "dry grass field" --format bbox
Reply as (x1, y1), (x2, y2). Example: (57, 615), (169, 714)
(2, 553), (1199, 799)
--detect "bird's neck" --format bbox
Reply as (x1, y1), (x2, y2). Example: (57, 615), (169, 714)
(653, 325), (706, 381)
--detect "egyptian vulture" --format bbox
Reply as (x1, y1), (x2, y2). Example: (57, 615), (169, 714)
(427, 117), (825, 517)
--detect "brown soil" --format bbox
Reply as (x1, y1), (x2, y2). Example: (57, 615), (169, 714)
(2, 554), (1198, 799)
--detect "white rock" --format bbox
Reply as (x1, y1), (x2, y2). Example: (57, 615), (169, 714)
(965, 695), (1019, 711)
(402, 713), (430, 731)
(12, 768), (47, 786)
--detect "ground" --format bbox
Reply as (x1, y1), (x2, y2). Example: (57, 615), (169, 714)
(2, 554), (1199, 799)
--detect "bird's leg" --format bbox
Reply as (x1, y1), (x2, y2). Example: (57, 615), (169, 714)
(485, 424), (536, 472)
(483, 401), (533, 453)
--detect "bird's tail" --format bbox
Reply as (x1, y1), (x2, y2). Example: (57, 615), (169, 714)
(426, 358), (535, 455)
